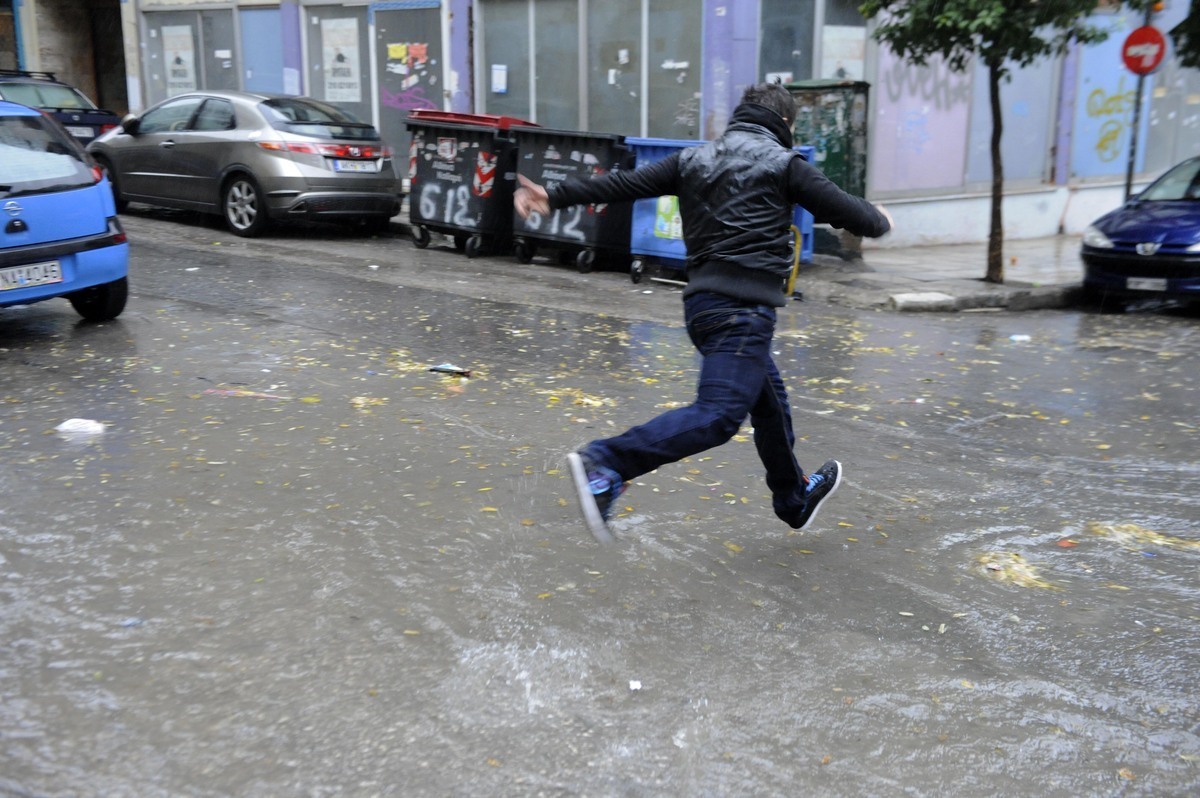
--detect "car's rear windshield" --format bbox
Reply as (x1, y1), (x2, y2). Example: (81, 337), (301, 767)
(0, 114), (93, 198)
(1140, 159), (1200, 201)
(259, 98), (379, 141)
(0, 82), (97, 111)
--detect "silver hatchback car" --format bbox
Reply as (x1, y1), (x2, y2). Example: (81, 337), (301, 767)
(87, 90), (401, 237)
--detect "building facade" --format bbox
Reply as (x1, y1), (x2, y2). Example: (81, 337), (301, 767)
(5, 0), (128, 115)
(11, 0), (1200, 248)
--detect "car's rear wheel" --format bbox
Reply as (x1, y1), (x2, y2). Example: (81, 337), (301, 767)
(94, 157), (127, 213)
(69, 277), (127, 322)
(222, 174), (270, 237)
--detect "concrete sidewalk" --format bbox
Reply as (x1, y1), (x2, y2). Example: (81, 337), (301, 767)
(797, 234), (1085, 312)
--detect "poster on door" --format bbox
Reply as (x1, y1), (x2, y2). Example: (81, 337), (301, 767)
(321, 17), (361, 103)
(162, 25), (197, 96)
(384, 42), (437, 111)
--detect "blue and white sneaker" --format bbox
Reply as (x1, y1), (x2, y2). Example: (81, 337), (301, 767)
(566, 451), (627, 544)
(780, 460), (842, 530)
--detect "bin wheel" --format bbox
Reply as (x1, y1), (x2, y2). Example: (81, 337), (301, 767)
(453, 233), (468, 252)
(576, 249), (596, 273)
(514, 239), (536, 264)
(630, 259), (645, 284)
(412, 225), (431, 249)
(465, 235), (483, 259)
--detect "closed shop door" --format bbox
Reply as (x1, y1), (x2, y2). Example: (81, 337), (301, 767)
(374, 4), (444, 155)
(240, 7), (285, 94)
(306, 6), (372, 122)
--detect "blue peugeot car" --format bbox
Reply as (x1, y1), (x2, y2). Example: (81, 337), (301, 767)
(0, 100), (128, 321)
(1081, 156), (1200, 310)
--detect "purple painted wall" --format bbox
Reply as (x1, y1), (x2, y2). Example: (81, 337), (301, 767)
(447, 0), (472, 111)
(701, 0), (759, 139)
(1054, 44), (1079, 186)
(281, 0), (303, 94)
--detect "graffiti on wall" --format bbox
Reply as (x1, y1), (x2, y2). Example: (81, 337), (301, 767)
(872, 49), (971, 193)
(383, 42), (438, 111)
(1070, 16), (1151, 179)
(1086, 75), (1137, 162)
(882, 56), (971, 110)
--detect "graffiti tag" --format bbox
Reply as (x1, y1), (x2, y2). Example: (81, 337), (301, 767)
(1086, 76), (1136, 162)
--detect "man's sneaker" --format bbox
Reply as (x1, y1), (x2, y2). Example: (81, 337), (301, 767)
(781, 460), (842, 530)
(566, 451), (626, 544)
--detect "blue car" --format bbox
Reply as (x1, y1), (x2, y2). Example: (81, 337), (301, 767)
(0, 100), (129, 321)
(1081, 156), (1200, 309)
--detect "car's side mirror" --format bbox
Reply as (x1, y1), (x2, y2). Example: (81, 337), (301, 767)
(120, 114), (141, 136)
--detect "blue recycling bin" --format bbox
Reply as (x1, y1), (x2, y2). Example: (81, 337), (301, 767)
(625, 137), (816, 285)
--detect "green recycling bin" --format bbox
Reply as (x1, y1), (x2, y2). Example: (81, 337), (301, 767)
(786, 80), (870, 198)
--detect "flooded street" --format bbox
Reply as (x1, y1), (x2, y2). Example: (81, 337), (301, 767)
(1, 212), (1197, 797)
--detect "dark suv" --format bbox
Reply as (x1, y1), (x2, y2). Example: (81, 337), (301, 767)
(0, 70), (120, 144)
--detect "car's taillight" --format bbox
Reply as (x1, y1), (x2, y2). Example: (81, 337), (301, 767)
(257, 141), (384, 158)
(91, 165), (105, 184)
(100, 124), (117, 135)
(107, 216), (127, 244)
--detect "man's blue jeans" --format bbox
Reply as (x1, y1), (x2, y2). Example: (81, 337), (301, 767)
(584, 291), (806, 512)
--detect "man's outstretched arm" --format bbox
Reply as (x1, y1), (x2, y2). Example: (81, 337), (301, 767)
(514, 153), (682, 219)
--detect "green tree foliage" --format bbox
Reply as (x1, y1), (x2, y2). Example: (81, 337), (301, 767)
(859, 0), (1109, 282)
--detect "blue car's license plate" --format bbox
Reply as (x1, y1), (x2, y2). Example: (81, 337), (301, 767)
(1127, 277), (1167, 291)
(0, 260), (63, 291)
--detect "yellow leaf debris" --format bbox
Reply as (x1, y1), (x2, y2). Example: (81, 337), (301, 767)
(975, 552), (1061, 590)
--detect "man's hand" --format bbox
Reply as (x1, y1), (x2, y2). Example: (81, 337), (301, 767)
(874, 203), (895, 233)
(514, 173), (551, 220)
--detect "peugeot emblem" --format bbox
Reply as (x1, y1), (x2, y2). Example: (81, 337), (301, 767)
(1136, 242), (1161, 255)
(3, 200), (21, 217)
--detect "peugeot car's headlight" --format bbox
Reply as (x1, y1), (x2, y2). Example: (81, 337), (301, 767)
(1082, 224), (1114, 249)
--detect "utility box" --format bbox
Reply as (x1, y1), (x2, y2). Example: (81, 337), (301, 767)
(787, 80), (870, 199)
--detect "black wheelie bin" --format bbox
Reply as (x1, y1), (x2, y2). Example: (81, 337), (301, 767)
(406, 111), (534, 257)
(510, 126), (635, 273)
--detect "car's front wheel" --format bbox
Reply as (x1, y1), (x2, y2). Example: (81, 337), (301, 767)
(222, 174), (270, 237)
(69, 277), (127, 322)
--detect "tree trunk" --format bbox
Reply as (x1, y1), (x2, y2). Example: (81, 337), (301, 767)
(986, 62), (1004, 284)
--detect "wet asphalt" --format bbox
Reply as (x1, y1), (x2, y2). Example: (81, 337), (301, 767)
(1, 208), (1197, 797)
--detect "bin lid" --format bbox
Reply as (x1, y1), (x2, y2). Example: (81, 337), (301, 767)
(625, 136), (703, 148)
(406, 109), (538, 130)
(784, 79), (870, 91)
(509, 125), (626, 143)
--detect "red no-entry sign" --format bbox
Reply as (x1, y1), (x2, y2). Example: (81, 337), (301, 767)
(1123, 26), (1166, 75)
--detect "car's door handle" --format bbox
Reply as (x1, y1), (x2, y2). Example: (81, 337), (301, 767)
(159, 140), (175, 149)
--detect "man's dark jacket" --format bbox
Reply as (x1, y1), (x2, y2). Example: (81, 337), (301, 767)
(547, 103), (890, 307)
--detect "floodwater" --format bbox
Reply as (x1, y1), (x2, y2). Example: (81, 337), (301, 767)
(1, 213), (1197, 796)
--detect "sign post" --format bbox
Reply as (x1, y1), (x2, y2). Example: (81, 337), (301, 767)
(1122, 23), (1166, 200)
